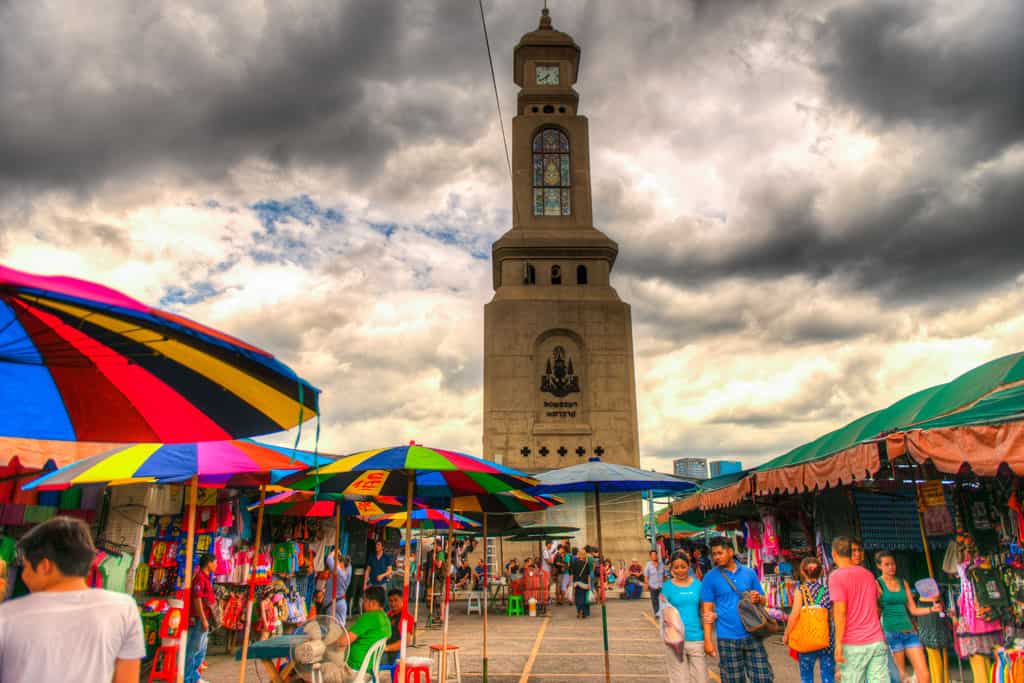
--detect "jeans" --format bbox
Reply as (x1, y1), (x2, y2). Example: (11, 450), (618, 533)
(798, 648), (835, 683)
(650, 587), (662, 616)
(574, 586), (590, 617)
(184, 624), (209, 683)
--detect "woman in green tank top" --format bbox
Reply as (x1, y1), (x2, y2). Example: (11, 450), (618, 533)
(875, 551), (940, 683)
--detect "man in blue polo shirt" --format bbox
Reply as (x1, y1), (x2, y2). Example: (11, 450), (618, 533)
(364, 540), (393, 590)
(699, 537), (774, 683)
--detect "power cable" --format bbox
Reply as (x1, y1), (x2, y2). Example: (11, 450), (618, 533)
(478, 0), (513, 186)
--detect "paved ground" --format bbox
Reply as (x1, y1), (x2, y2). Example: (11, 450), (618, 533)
(201, 597), (805, 683)
(201, 598), (973, 682)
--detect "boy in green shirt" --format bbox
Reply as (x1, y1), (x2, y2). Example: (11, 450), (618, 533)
(343, 586), (391, 672)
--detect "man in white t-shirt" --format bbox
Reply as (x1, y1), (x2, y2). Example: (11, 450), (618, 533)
(0, 517), (146, 683)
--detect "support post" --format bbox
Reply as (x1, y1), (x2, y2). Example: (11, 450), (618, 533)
(595, 484), (611, 683)
(238, 484), (266, 683)
(398, 475), (415, 683)
(440, 502), (456, 683)
(332, 500), (342, 615)
(482, 511), (489, 683)
(177, 476), (199, 683)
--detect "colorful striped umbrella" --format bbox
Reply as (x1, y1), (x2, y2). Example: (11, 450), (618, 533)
(23, 439), (329, 490)
(281, 444), (538, 497)
(427, 490), (564, 514)
(280, 443), (538, 683)
(0, 265), (319, 442)
(248, 490), (419, 518)
(363, 509), (480, 531)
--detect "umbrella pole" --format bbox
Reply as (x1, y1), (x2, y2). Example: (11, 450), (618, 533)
(594, 484), (611, 683)
(440, 501), (456, 683)
(667, 504), (674, 555)
(178, 475), (199, 683)
(482, 511), (489, 683)
(238, 484), (266, 683)
(331, 501), (342, 616)
(399, 477), (415, 683)
(413, 527), (422, 646)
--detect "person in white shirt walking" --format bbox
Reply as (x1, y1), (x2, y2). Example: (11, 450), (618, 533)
(0, 517), (146, 683)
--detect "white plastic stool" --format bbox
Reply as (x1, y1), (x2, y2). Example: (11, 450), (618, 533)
(429, 644), (462, 683)
(466, 592), (482, 615)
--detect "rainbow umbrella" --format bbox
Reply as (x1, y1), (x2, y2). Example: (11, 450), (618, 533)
(363, 509), (480, 531)
(248, 490), (419, 518)
(23, 439), (328, 490)
(0, 264), (319, 443)
(280, 443), (538, 683)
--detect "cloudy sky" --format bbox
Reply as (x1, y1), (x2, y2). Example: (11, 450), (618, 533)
(2, 0), (1022, 470)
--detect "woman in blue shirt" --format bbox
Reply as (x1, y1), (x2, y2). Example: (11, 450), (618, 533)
(660, 551), (710, 683)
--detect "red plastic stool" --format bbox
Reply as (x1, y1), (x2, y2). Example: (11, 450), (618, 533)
(402, 656), (432, 683)
(147, 644), (179, 682)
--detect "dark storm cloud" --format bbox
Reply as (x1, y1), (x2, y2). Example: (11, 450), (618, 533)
(819, 1), (1024, 160)
(0, 1), (494, 191)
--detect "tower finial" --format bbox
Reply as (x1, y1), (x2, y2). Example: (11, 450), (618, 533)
(539, 5), (552, 30)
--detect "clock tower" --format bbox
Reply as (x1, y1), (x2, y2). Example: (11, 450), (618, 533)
(483, 9), (645, 559)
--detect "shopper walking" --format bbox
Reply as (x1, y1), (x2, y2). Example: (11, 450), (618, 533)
(876, 551), (937, 683)
(570, 546), (592, 618)
(783, 557), (834, 683)
(700, 536), (774, 683)
(829, 536), (888, 683)
(0, 517), (145, 683)
(326, 552), (352, 626)
(185, 553), (217, 683)
(644, 548), (665, 617)
(661, 551), (711, 683)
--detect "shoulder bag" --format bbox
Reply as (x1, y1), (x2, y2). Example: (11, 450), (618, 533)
(788, 585), (830, 652)
(574, 560), (592, 590)
(718, 568), (779, 637)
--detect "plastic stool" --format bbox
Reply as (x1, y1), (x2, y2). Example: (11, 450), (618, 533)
(429, 645), (462, 683)
(403, 656), (432, 683)
(147, 644), (179, 682)
(466, 592), (482, 615)
(507, 594), (524, 616)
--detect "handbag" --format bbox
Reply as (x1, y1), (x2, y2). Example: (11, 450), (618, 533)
(718, 568), (779, 637)
(789, 585), (830, 653)
(574, 560), (592, 590)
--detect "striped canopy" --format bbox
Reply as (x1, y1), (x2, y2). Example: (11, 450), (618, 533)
(424, 490), (564, 514)
(23, 440), (329, 490)
(282, 444), (538, 498)
(0, 265), (319, 442)
(364, 509), (480, 531)
(249, 490), (420, 518)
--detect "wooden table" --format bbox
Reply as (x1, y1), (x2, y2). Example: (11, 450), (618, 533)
(234, 634), (306, 683)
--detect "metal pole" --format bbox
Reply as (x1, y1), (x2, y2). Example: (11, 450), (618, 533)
(331, 500), (342, 616)
(667, 500), (675, 555)
(238, 484), (266, 683)
(647, 490), (656, 551)
(482, 511), (489, 683)
(398, 476), (414, 683)
(412, 527), (422, 646)
(440, 502), (456, 683)
(178, 476), (199, 683)
(595, 484), (611, 683)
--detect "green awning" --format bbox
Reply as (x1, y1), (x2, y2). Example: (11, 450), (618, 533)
(755, 351), (1024, 473)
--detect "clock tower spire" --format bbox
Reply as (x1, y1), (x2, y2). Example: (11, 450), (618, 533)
(483, 9), (645, 560)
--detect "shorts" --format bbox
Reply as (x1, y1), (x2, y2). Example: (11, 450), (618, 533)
(885, 631), (922, 652)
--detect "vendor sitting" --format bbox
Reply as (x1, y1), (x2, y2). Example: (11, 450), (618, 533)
(384, 589), (414, 665)
(473, 558), (487, 590)
(624, 558), (644, 599)
(341, 586), (391, 674)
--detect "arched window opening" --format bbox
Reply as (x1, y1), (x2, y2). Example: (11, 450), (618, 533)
(523, 263), (536, 285)
(551, 265), (562, 285)
(532, 129), (571, 216)
(576, 265), (588, 285)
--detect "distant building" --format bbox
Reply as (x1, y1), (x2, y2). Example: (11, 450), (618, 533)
(709, 460), (743, 477)
(673, 458), (708, 480)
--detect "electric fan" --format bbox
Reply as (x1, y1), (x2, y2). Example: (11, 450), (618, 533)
(289, 615), (349, 683)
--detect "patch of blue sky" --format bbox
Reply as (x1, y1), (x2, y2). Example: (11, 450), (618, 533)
(160, 280), (222, 307)
(250, 195), (345, 235)
(369, 222), (397, 238)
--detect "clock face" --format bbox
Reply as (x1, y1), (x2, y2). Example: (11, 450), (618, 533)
(536, 65), (560, 86)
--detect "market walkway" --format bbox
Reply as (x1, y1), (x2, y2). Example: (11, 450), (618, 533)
(204, 597), (962, 683)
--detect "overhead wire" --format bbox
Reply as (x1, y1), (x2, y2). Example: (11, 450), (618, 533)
(478, 0), (513, 186)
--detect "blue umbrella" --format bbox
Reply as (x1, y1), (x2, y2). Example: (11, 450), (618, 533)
(529, 457), (697, 683)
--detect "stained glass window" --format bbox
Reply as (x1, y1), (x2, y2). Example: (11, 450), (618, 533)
(532, 129), (570, 216)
